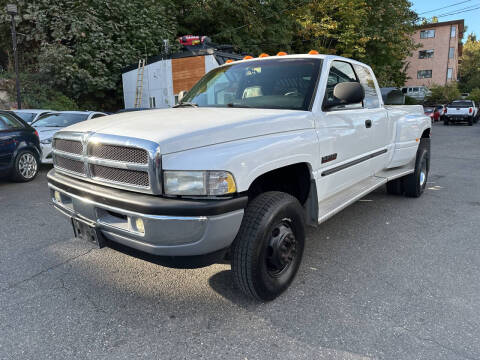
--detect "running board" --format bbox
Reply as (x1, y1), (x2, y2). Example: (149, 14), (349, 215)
(317, 176), (387, 224)
(375, 159), (415, 181)
(317, 162), (415, 224)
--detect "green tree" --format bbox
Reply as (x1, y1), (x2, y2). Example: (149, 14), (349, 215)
(362, 0), (418, 87)
(425, 83), (461, 104)
(467, 88), (480, 104)
(459, 33), (480, 93)
(291, 0), (417, 87)
(173, 0), (300, 56)
(0, 0), (177, 110)
(292, 0), (369, 58)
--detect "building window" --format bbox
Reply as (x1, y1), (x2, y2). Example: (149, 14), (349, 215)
(447, 68), (453, 79)
(451, 26), (456, 38)
(420, 30), (435, 39)
(419, 49), (434, 59)
(449, 47), (455, 59)
(417, 70), (432, 79)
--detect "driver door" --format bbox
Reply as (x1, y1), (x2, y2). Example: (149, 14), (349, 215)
(314, 60), (377, 201)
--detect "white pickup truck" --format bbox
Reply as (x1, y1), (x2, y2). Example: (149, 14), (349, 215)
(445, 99), (478, 125)
(47, 54), (431, 301)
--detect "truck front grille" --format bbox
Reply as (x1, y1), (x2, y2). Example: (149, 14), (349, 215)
(53, 139), (83, 155)
(54, 155), (85, 175)
(90, 164), (150, 187)
(52, 133), (160, 194)
(89, 144), (148, 164)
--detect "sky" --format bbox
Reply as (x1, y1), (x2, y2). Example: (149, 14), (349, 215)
(411, 0), (480, 40)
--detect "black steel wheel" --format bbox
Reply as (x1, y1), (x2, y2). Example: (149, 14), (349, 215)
(404, 139), (429, 198)
(231, 192), (305, 301)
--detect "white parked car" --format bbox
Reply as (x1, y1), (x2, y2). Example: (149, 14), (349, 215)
(47, 54), (431, 300)
(13, 109), (53, 124)
(33, 111), (107, 163)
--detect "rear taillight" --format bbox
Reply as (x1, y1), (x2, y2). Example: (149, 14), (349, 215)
(469, 108), (473, 114)
(34, 130), (39, 138)
(444, 108), (447, 114)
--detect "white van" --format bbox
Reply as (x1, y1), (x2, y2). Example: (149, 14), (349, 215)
(401, 86), (431, 101)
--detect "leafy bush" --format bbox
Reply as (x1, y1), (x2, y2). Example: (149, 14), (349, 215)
(3, 73), (79, 110)
(425, 83), (461, 104)
(467, 88), (480, 104)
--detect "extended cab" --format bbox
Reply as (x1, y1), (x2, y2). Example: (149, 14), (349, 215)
(445, 100), (478, 125)
(47, 54), (431, 301)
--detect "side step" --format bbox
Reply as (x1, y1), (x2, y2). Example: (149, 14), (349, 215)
(317, 176), (387, 224)
(375, 159), (415, 181)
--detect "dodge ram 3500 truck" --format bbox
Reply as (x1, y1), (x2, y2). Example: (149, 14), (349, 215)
(47, 54), (431, 301)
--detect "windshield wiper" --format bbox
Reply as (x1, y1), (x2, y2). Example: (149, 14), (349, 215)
(173, 102), (198, 108)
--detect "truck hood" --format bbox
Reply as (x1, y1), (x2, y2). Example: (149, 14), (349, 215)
(62, 107), (314, 154)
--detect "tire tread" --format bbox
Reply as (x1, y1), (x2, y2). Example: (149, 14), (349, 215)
(232, 192), (301, 300)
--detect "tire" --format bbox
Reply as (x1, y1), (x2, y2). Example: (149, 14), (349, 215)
(403, 139), (429, 198)
(231, 192), (305, 301)
(386, 178), (403, 195)
(468, 118), (473, 126)
(11, 150), (39, 182)
(444, 119), (449, 125)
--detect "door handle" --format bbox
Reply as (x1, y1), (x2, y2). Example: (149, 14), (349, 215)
(365, 119), (372, 128)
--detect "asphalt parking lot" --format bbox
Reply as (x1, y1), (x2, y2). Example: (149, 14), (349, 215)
(1, 123), (480, 360)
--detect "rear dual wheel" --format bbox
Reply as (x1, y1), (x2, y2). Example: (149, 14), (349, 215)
(386, 138), (429, 198)
(231, 192), (305, 301)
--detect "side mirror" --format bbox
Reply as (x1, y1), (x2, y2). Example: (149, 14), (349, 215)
(177, 90), (188, 104)
(333, 82), (365, 105)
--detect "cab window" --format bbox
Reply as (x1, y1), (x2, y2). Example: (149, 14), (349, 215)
(324, 61), (361, 110)
(352, 64), (380, 108)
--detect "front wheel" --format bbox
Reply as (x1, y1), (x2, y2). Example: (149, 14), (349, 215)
(231, 192), (305, 301)
(11, 150), (39, 182)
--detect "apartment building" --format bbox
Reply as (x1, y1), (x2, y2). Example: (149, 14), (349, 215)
(404, 19), (464, 88)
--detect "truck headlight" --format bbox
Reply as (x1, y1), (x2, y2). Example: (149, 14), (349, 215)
(163, 170), (236, 196)
(40, 137), (53, 145)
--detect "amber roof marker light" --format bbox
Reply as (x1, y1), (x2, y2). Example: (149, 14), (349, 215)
(276, 51), (288, 56)
(243, 55), (254, 60)
(308, 50), (319, 55)
(258, 53), (269, 58)
(225, 59), (234, 63)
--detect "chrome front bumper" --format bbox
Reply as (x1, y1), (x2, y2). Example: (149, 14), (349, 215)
(48, 183), (244, 257)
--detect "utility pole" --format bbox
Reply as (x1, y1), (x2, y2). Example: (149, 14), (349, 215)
(7, 4), (21, 109)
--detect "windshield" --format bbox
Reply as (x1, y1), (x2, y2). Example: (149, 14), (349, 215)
(182, 58), (322, 111)
(14, 112), (36, 123)
(33, 113), (88, 127)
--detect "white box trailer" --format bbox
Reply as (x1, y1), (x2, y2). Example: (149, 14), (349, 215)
(121, 49), (242, 109)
